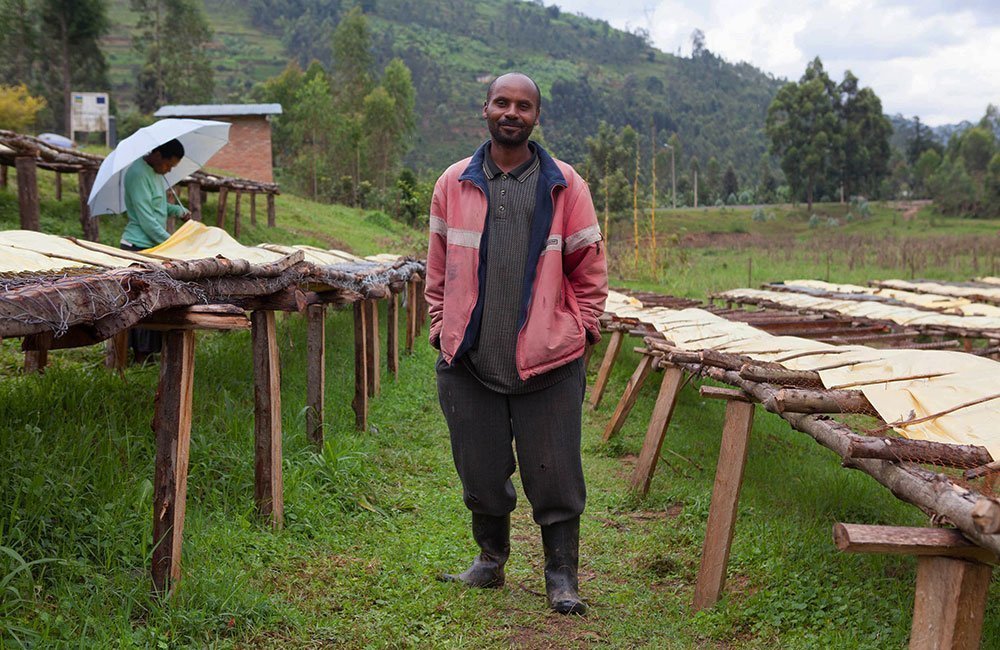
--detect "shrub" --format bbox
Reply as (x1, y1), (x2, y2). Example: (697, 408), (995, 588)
(0, 84), (46, 132)
(808, 214), (821, 228)
(751, 207), (767, 222)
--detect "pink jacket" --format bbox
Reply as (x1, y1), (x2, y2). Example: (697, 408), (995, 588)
(425, 142), (608, 380)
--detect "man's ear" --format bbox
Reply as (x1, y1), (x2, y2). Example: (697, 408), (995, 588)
(482, 102), (488, 119)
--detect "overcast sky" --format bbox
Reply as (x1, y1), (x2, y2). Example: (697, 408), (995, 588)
(553, 0), (999, 126)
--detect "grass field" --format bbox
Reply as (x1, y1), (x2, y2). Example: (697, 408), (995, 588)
(1, 179), (998, 647)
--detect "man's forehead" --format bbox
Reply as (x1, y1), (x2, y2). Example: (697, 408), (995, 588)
(490, 75), (538, 102)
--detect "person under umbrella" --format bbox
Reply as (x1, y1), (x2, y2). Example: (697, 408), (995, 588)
(120, 138), (190, 363)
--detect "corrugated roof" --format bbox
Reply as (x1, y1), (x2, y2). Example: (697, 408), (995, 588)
(154, 104), (283, 117)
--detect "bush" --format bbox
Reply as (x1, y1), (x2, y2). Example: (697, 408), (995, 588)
(808, 214), (821, 228)
(826, 217), (840, 228)
(0, 84), (46, 132)
(738, 189), (754, 205)
(752, 207), (767, 222)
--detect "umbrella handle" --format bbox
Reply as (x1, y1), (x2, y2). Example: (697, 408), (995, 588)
(168, 185), (189, 216)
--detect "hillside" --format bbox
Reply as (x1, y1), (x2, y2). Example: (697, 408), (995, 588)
(102, 0), (784, 179)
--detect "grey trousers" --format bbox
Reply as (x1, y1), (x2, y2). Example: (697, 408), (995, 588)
(436, 356), (587, 527)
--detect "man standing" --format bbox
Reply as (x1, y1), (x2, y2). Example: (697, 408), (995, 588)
(425, 72), (608, 615)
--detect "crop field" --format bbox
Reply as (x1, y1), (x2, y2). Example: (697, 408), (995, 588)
(1, 177), (998, 647)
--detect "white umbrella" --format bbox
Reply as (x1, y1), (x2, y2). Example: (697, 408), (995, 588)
(87, 118), (231, 216)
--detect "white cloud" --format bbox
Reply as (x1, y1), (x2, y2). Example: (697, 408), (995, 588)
(552, 0), (1000, 125)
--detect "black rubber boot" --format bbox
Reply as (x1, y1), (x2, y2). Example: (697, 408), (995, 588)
(541, 517), (587, 615)
(440, 513), (510, 588)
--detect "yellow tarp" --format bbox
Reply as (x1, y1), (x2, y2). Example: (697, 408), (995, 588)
(143, 220), (284, 264)
(0, 230), (142, 269)
(783, 279), (1000, 317)
(0, 243), (88, 273)
(878, 278), (1000, 301)
(603, 290), (1000, 459)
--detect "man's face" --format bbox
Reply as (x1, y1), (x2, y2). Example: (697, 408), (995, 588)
(483, 75), (540, 147)
(151, 154), (181, 175)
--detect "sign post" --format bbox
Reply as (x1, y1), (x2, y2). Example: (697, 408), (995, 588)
(70, 92), (110, 146)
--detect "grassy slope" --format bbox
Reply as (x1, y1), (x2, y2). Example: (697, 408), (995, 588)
(1, 181), (998, 647)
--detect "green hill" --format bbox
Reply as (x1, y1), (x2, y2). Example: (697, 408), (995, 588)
(102, 0), (784, 179)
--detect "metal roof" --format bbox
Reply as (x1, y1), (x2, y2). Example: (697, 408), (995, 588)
(154, 104), (283, 117)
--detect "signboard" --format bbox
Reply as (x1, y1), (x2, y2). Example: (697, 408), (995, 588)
(70, 92), (109, 133)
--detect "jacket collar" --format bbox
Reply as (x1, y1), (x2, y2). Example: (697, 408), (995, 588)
(459, 140), (567, 191)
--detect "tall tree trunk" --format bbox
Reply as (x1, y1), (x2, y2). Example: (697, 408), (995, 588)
(61, 16), (71, 136)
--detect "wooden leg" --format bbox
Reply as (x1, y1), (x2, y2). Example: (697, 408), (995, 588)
(589, 329), (625, 410)
(630, 365), (685, 496)
(233, 191), (242, 238)
(364, 299), (380, 397)
(693, 399), (756, 611)
(151, 330), (195, 597)
(252, 311), (283, 529)
(306, 304), (325, 448)
(603, 354), (655, 442)
(16, 156), (39, 231)
(54, 171), (62, 200)
(352, 301), (368, 431)
(216, 186), (228, 228)
(387, 293), (399, 379)
(250, 192), (257, 226)
(910, 556), (992, 650)
(405, 280), (417, 354)
(105, 330), (129, 371)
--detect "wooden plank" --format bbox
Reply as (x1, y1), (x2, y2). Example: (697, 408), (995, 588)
(139, 306), (251, 331)
(699, 386), (751, 402)
(216, 186), (228, 228)
(306, 304), (326, 448)
(910, 556), (992, 650)
(16, 156), (39, 231)
(589, 329), (625, 410)
(629, 365), (685, 495)
(252, 311), (283, 529)
(352, 301), (368, 431)
(266, 192), (275, 227)
(105, 330), (129, 371)
(387, 292), (399, 379)
(151, 329), (195, 597)
(365, 299), (380, 397)
(602, 354), (655, 442)
(233, 191), (242, 239)
(692, 400), (755, 610)
(833, 524), (997, 564)
(187, 182), (202, 221)
(77, 169), (98, 241)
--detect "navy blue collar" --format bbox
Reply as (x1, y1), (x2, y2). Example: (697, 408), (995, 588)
(460, 140), (566, 191)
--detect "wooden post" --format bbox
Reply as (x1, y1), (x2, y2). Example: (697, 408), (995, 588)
(266, 192), (275, 227)
(364, 299), (380, 397)
(1, 164), (7, 189)
(630, 364), (685, 496)
(589, 329), (625, 409)
(78, 168), (98, 241)
(233, 191), (242, 239)
(250, 192), (257, 226)
(216, 186), (229, 229)
(16, 156), (39, 231)
(693, 396), (756, 610)
(603, 354), (655, 442)
(352, 301), (369, 431)
(387, 292), (399, 379)
(23, 332), (52, 374)
(151, 329), (195, 597)
(405, 279), (417, 354)
(187, 182), (201, 221)
(54, 171), (62, 201)
(105, 330), (129, 371)
(306, 304), (325, 448)
(252, 311), (283, 529)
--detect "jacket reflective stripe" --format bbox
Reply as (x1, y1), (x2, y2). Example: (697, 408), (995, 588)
(565, 224), (602, 254)
(447, 227), (482, 249)
(429, 215), (447, 237)
(544, 235), (562, 252)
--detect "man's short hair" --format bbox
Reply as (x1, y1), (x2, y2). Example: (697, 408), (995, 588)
(486, 73), (541, 109)
(153, 138), (185, 160)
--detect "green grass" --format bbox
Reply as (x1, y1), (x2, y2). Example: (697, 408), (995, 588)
(1, 184), (998, 647)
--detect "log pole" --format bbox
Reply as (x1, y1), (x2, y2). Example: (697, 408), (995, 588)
(252, 311), (283, 529)
(1, 163), (7, 188)
(266, 192), (275, 227)
(911, 556), (991, 650)
(364, 299), (380, 397)
(353, 301), (369, 431)
(151, 329), (195, 597)
(306, 304), (326, 448)
(590, 329), (625, 410)
(216, 186), (229, 229)
(693, 398), (755, 611)
(233, 191), (242, 239)
(833, 523), (997, 564)
(54, 171), (62, 200)
(78, 168), (98, 241)
(405, 279), (417, 354)
(387, 292), (399, 379)
(105, 330), (129, 371)
(847, 435), (993, 469)
(187, 182), (201, 221)
(16, 156), (39, 231)
(630, 364), (685, 495)
(23, 331), (52, 374)
(602, 354), (655, 442)
(250, 192), (257, 226)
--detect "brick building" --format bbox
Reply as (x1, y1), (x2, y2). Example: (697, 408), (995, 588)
(153, 104), (283, 182)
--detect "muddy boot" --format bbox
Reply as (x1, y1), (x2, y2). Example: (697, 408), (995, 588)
(440, 513), (510, 588)
(541, 517), (587, 615)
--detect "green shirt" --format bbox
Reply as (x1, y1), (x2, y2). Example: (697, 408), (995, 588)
(121, 158), (184, 249)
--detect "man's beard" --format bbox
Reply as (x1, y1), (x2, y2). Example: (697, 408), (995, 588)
(489, 119), (534, 147)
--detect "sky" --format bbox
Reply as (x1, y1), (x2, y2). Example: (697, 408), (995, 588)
(553, 0), (999, 126)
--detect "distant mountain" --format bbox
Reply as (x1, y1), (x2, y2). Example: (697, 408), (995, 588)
(106, 0), (787, 181)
